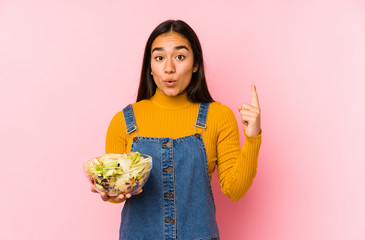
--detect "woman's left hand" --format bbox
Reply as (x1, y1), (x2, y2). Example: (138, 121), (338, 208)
(238, 83), (261, 137)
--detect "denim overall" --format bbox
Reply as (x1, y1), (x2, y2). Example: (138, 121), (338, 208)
(120, 103), (219, 240)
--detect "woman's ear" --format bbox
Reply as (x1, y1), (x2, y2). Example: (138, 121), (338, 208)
(193, 63), (199, 73)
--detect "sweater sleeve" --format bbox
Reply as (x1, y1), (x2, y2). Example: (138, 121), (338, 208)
(105, 110), (128, 154)
(216, 105), (262, 201)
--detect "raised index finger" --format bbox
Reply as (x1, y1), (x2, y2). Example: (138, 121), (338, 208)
(251, 83), (260, 107)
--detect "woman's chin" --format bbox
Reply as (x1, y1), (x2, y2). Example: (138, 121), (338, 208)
(158, 88), (182, 97)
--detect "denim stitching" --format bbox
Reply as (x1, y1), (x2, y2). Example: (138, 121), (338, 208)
(195, 103), (210, 128)
(123, 104), (137, 134)
(172, 142), (177, 239)
(196, 135), (217, 212)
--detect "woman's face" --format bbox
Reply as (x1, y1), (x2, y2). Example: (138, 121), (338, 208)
(150, 32), (198, 97)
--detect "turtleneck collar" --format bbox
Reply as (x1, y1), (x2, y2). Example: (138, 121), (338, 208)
(149, 89), (191, 109)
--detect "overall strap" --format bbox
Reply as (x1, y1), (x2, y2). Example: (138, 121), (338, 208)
(194, 102), (210, 129)
(122, 104), (137, 134)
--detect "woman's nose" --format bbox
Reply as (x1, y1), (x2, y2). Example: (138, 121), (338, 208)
(164, 58), (175, 74)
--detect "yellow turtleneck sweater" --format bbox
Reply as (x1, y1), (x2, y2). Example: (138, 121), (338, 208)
(105, 90), (262, 202)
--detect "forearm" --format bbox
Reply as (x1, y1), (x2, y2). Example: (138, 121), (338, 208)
(219, 129), (262, 201)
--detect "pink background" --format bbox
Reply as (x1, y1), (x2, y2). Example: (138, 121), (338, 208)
(1, 1), (364, 239)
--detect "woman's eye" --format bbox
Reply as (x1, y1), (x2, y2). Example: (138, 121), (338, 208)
(155, 56), (163, 61)
(176, 55), (185, 60)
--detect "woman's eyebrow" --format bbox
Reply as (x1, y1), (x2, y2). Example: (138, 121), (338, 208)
(175, 45), (189, 51)
(152, 45), (189, 53)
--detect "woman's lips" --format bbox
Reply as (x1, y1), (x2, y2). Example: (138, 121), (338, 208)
(164, 80), (176, 87)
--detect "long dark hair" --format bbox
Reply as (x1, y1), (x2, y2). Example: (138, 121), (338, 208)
(136, 20), (214, 103)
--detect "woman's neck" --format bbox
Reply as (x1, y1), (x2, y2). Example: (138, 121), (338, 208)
(149, 89), (191, 109)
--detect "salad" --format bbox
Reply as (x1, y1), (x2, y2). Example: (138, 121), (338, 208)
(84, 152), (152, 196)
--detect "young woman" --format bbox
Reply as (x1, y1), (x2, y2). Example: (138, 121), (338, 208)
(91, 19), (262, 240)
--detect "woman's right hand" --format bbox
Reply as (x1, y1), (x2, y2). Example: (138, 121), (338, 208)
(90, 185), (143, 203)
